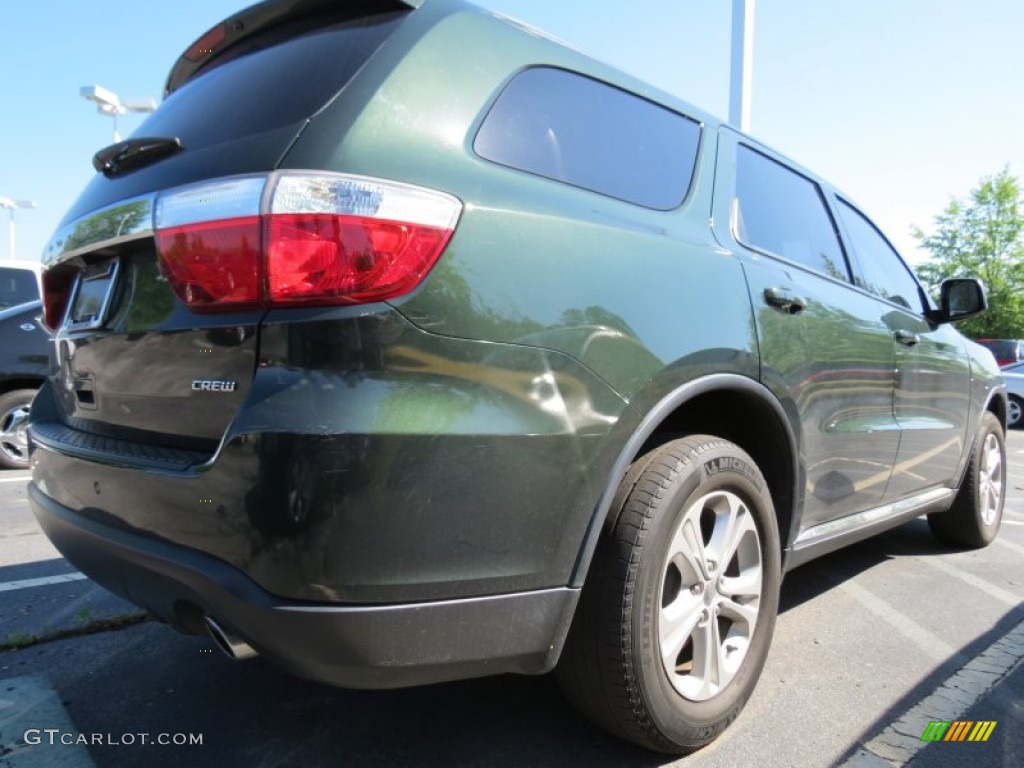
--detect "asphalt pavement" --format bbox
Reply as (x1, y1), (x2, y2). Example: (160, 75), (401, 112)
(0, 432), (1022, 767)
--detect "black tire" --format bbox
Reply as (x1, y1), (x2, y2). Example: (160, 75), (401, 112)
(0, 389), (36, 470)
(1008, 395), (1023, 430)
(927, 412), (1005, 548)
(557, 436), (781, 754)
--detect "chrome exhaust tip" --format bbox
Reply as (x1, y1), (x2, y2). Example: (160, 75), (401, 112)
(203, 616), (258, 660)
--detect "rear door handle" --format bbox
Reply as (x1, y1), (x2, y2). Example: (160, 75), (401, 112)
(894, 329), (920, 347)
(763, 287), (807, 315)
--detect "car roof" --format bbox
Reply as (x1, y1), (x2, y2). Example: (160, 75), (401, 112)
(0, 259), (42, 275)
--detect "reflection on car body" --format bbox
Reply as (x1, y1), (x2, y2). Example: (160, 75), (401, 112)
(26, 0), (1008, 755)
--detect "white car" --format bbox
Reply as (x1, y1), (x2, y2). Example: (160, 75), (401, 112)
(1002, 360), (1024, 428)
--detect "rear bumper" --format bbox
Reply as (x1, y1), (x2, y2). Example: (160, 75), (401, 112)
(29, 483), (578, 689)
(28, 306), (628, 604)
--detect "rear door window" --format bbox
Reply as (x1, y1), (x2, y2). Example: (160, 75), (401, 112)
(734, 145), (849, 281)
(474, 67), (701, 209)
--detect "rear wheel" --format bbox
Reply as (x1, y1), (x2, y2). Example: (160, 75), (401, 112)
(0, 389), (36, 469)
(928, 412), (1005, 548)
(557, 436), (781, 754)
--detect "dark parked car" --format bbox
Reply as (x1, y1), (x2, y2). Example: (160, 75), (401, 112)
(976, 338), (1024, 367)
(0, 298), (49, 469)
(0, 259), (42, 310)
(0, 262), (48, 469)
(28, 0), (1006, 754)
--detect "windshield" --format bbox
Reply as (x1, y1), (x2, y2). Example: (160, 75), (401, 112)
(0, 267), (40, 309)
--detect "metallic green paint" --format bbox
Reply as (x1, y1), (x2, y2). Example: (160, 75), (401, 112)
(31, 0), (1005, 640)
(32, 305), (629, 603)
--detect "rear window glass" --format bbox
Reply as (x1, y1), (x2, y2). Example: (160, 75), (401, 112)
(0, 267), (39, 309)
(136, 10), (408, 151)
(474, 67), (701, 209)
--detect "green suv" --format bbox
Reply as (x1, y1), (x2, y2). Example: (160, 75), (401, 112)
(29, 0), (1006, 754)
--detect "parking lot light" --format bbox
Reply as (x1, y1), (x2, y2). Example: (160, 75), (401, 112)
(80, 85), (157, 143)
(0, 197), (36, 261)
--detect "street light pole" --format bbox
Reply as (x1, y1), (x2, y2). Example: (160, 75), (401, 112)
(80, 85), (157, 143)
(0, 198), (36, 261)
(729, 0), (756, 133)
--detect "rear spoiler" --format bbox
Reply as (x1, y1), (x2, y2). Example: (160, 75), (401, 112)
(165, 0), (423, 96)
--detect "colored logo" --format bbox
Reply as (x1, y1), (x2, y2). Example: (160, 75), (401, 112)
(920, 720), (997, 742)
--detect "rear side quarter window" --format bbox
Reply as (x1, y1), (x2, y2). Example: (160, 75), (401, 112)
(474, 67), (700, 210)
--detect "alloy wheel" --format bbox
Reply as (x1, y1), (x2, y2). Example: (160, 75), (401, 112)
(658, 490), (763, 701)
(978, 433), (1003, 526)
(0, 402), (31, 468)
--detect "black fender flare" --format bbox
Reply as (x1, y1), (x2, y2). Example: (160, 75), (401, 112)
(568, 373), (800, 587)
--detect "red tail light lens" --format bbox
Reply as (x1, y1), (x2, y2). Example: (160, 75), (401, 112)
(265, 214), (454, 305)
(156, 217), (261, 309)
(183, 23), (227, 62)
(154, 173), (461, 312)
(41, 269), (75, 331)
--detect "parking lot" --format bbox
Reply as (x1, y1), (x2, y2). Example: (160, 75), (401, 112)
(1, 435), (1022, 768)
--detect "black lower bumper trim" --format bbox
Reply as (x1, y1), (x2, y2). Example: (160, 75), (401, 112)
(29, 420), (208, 471)
(29, 483), (579, 689)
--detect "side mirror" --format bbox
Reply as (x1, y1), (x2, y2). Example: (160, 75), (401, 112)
(928, 278), (987, 324)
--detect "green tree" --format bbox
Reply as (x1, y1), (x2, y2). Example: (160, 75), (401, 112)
(914, 167), (1024, 338)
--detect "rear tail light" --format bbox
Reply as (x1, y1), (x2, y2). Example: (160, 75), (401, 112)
(157, 217), (262, 309)
(153, 173), (461, 312)
(41, 269), (76, 331)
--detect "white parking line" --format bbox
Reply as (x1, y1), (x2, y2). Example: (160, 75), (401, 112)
(0, 476), (30, 483)
(840, 581), (959, 663)
(917, 557), (1021, 607)
(0, 573), (87, 593)
(993, 536), (1024, 556)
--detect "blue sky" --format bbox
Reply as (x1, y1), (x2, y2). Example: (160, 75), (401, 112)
(2, 0), (1022, 267)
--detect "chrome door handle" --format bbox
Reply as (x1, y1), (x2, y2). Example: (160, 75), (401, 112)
(763, 287), (807, 315)
(894, 329), (920, 347)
